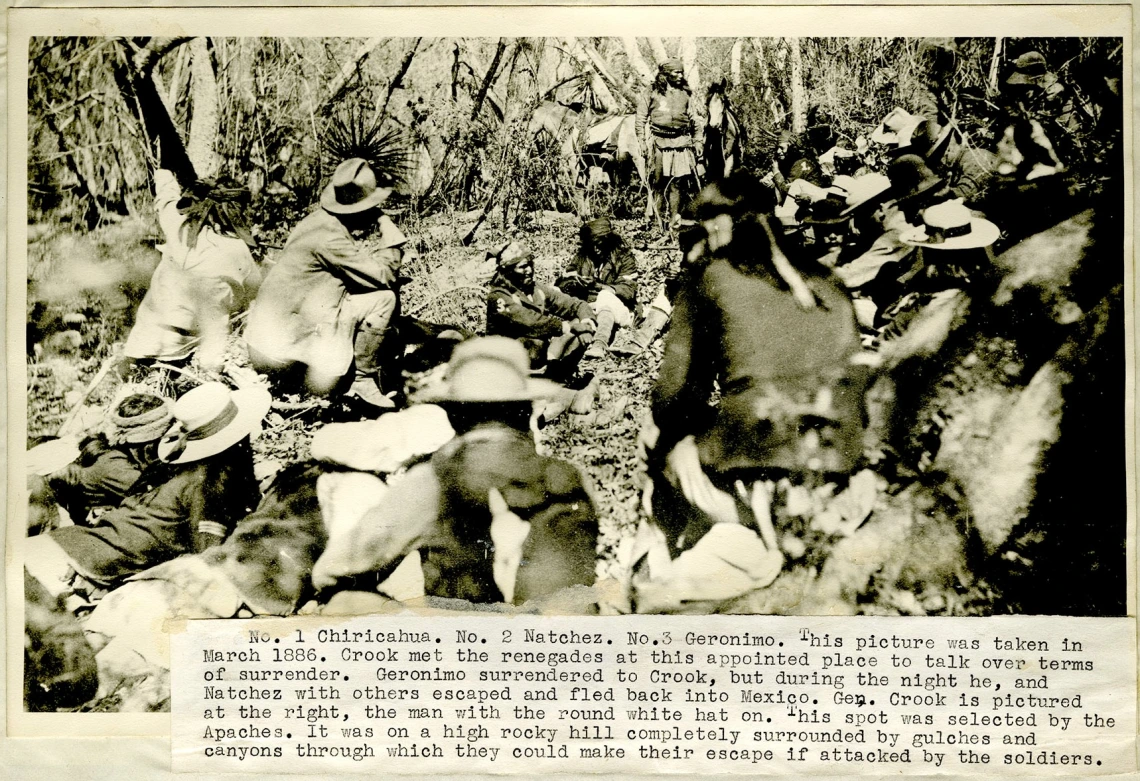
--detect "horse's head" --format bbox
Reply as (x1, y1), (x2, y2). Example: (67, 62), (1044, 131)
(706, 80), (728, 128)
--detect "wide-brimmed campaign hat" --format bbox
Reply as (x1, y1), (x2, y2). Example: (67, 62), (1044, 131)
(887, 154), (945, 206)
(1006, 51), (1051, 87)
(899, 199), (999, 250)
(802, 194), (849, 226)
(158, 383), (272, 464)
(870, 107), (926, 148)
(321, 158), (393, 215)
(841, 173), (893, 216)
(416, 336), (562, 403)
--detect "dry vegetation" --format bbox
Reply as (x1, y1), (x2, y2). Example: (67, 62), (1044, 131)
(26, 36), (1124, 620)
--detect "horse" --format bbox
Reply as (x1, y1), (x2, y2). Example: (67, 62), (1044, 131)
(528, 101), (647, 196)
(703, 79), (746, 182)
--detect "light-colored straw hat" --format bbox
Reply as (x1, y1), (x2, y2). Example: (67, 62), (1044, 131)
(158, 383), (272, 464)
(841, 173), (893, 216)
(416, 336), (562, 403)
(899, 199), (1000, 251)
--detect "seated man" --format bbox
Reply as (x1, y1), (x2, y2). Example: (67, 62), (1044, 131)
(629, 176), (876, 614)
(245, 157), (407, 408)
(485, 241), (596, 384)
(25, 383), (268, 607)
(556, 217), (639, 358)
(27, 392), (173, 535)
(311, 336), (600, 607)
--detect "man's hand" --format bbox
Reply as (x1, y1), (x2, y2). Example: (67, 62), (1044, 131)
(636, 417), (660, 467)
(664, 436), (739, 525)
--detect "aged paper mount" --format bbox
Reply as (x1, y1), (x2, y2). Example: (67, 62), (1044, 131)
(4, 3), (1136, 779)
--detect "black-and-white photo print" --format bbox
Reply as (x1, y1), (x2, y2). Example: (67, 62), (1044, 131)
(21, 34), (1125, 714)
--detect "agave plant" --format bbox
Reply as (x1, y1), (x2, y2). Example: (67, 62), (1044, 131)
(322, 103), (416, 194)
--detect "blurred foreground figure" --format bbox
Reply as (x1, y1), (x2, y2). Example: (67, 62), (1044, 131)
(25, 383), (266, 608)
(626, 175), (876, 613)
(123, 170), (261, 371)
(311, 337), (599, 606)
(245, 158), (407, 408)
(24, 571), (98, 712)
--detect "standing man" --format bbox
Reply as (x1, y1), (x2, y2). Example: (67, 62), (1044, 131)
(245, 158), (407, 407)
(636, 59), (702, 231)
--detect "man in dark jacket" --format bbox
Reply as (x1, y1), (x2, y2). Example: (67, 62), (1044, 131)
(632, 176), (874, 613)
(25, 384), (267, 604)
(557, 217), (639, 358)
(27, 393), (173, 534)
(310, 337), (599, 607)
(485, 241), (596, 382)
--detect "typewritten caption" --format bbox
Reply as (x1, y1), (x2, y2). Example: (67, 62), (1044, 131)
(172, 616), (1135, 774)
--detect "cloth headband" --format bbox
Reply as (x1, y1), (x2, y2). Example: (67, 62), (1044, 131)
(923, 222), (972, 244)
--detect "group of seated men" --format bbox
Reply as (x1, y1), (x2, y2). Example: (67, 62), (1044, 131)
(24, 44), (1113, 707)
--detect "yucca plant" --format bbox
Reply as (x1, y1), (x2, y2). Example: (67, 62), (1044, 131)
(322, 103), (417, 194)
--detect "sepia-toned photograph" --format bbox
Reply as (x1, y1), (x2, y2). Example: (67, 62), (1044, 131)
(18, 31), (1125, 715)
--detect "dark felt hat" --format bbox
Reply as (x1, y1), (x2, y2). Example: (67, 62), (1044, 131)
(887, 154), (945, 206)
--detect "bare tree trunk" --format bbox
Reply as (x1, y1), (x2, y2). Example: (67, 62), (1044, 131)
(376, 37), (422, 123)
(187, 37), (219, 178)
(450, 42), (460, 102)
(750, 38), (784, 128)
(730, 39), (743, 87)
(987, 37), (1004, 96)
(464, 43), (506, 121)
(320, 37), (384, 114)
(569, 38), (637, 110)
(646, 37), (668, 64)
(621, 37), (654, 86)
(680, 38), (699, 85)
(471, 38), (507, 121)
(787, 37), (807, 134)
(112, 38), (197, 187)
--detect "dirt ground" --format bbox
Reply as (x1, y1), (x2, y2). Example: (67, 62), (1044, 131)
(29, 206), (1100, 626)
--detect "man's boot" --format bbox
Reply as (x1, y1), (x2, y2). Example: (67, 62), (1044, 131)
(611, 306), (670, 356)
(585, 310), (616, 359)
(349, 325), (395, 409)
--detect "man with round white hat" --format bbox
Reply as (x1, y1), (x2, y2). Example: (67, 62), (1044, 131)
(245, 157), (408, 407)
(873, 199), (999, 345)
(310, 336), (599, 609)
(25, 382), (269, 604)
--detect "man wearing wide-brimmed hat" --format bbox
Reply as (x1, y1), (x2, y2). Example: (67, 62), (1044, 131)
(245, 157), (408, 407)
(1005, 50), (1080, 138)
(829, 173), (920, 331)
(309, 336), (599, 608)
(25, 383), (267, 604)
(875, 199), (999, 345)
(485, 240), (597, 384)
